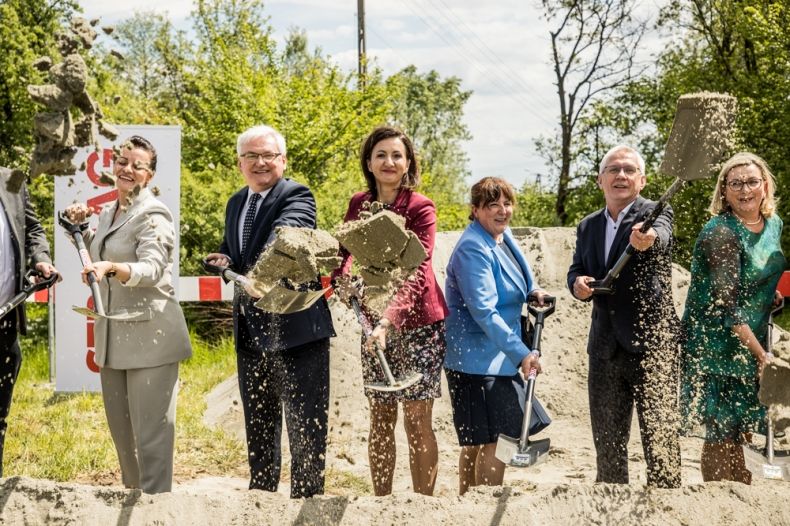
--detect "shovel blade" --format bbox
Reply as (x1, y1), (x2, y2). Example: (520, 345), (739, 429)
(364, 372), (422, 392)
(495, 435), (551, 468)
(742, 445), (790, 481)
(72, 306), (145, 321)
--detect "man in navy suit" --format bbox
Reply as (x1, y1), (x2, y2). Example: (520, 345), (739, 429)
(567, 145), (681, 488)
(207, 125), (335, 498)
(0, 168), (58, 476)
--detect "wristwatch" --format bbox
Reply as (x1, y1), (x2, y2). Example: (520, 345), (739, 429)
(106, 262), (117, 278)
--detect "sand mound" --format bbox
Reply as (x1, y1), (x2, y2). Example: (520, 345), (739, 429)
(4, 226), (790, 525)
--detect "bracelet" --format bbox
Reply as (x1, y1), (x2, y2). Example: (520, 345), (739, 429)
(106, 262), (117, 278)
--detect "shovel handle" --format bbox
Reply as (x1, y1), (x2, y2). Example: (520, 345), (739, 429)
(591, 180), (686, 296)
(201, 258), (249, 287)
(350, 298), (400, 386)
(59, 212), (106, 316)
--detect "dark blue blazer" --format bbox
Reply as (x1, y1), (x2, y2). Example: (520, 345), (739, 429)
(567, 196), (679, 358)
(218, 177), (335, 354)
(0, 168), (52, 335)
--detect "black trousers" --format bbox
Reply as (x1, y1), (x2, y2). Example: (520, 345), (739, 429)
(0, 318), (21, 478)
(236, 337), (330, 498)
(588, 344), (681, 488)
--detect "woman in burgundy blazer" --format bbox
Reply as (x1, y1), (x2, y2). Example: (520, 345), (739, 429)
(333, 126), (448, 496)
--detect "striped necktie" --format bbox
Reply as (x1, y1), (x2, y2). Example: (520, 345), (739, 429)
(241, 192), (261, 259)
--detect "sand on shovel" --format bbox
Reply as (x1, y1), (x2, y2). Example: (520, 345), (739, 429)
(334, 208), (427, 315)
(246, 226), (340, 314)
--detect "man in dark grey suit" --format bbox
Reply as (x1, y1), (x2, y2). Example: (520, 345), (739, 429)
(0, 168), (58, 476)
(567, 145), (681, 488)
(206, 125), (335, 498)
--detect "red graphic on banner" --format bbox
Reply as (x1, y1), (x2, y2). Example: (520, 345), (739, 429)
(85, 148), (118, 214)
(85, 296), (99, 373)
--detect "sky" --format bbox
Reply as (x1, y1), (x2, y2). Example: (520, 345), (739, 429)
(78, 0), (665, 189)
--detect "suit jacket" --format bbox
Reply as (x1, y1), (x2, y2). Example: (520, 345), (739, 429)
(332, 189), (448, 330)
(218, 177), (335, 354)
(567, 196), (679, 359)
(444, 220), (539, 376)
(85, 188), (192, 369)
(0, 168), (52, 335)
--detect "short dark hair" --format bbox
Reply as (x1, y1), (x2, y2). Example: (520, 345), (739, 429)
(126, 135), (157, 172)
(359, 126), (419, 197)
(469, 176), (516, 220)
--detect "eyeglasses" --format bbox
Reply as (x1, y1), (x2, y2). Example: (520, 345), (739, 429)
(240, 152), (282, 163)
(726, 178), (763, 191)
(603, 165), (640, 176)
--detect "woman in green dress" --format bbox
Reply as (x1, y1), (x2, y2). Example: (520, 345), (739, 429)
(682, 152), (785, 484)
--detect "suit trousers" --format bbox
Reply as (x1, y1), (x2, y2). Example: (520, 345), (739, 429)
(588, 344), (681, 488)
(236, 338), (330, 498)
(100, 362), (180, 494)
(0, 319), (20, 477)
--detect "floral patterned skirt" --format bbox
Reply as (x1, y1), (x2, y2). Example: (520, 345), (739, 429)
(361, 321), (446, 402)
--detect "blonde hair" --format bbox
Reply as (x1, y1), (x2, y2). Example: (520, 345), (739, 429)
(709, 152), (777, 217)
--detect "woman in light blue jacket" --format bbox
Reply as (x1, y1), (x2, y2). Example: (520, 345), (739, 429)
(444, 176), (547, 494)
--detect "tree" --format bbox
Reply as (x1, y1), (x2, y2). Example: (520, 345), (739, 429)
(541, 0), (647, 224)
(584, 0), (790, 264)
(0, 0), (77, 167)
(386, 66), (472, 230)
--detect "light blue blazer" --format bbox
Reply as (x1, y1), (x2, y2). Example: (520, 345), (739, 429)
(444, 220), (538, 376)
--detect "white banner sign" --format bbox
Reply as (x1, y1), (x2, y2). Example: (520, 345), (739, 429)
(54, 125), (182, 392)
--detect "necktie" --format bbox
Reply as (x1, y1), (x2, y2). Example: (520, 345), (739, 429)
(241, 192), (261, 259)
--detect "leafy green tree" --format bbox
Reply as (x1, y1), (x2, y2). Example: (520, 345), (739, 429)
(589, 0), (790, 264)
(540, 0), (647, 225)
(0, 0), (77, 167)
(386, 65), (472, 231)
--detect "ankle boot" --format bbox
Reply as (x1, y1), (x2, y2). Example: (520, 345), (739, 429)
(701, 441), (732, 481)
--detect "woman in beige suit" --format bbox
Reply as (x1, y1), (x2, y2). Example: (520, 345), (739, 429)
(65, 135), (191, 493)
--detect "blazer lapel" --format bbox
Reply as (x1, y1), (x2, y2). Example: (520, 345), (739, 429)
(0, 185), (20, 246)
(247, 179), (284, 262)
(501, 230), (530, 297)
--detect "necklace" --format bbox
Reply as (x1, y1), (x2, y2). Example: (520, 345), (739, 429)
(735, 213), (763, 226)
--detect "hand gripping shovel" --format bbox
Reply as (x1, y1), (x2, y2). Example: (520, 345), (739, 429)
(591, 93), (737, 295)
(350, 297), (422, 392)
(743, 299), (790, 481)
(495, 296), (556, 467)
(58, 212), (143, 321)
(0, 269), (58, 321)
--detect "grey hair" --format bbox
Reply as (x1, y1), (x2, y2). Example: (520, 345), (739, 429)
(236, 125), (287, 157)
(599, 144), (646, 175)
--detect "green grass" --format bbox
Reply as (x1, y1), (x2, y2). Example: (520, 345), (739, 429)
(5, 307), (246, 484)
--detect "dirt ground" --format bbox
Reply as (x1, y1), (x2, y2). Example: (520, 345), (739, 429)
(2, 226), (789, 525)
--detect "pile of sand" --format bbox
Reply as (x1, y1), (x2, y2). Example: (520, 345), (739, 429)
(2, 226), (789, 525)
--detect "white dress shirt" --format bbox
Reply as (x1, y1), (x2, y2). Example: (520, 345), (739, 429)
(604, 200), (636, 263)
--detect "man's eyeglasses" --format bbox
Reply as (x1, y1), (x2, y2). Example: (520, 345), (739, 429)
(603, 165), (640, 176)
(240, 152), (282, 163)
(726, 178), (763, 191)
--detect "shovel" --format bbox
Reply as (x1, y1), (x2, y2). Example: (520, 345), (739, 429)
(58, 212), (144, 321)
(0, 269), (58, 321)
(201, 259), (328, 315)
(350, 297), (422, 392)
(495, 296), (556, 467)
(591, 93), (737, 294)
(743, 299), (790, 481)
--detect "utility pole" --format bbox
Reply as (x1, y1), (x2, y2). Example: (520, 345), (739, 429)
(357, 0), (366, 88)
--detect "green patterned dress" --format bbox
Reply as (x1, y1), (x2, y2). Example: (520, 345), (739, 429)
(681, 212), (785, 442)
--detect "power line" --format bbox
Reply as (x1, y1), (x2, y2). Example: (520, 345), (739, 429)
(395, 0), (557, 128)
